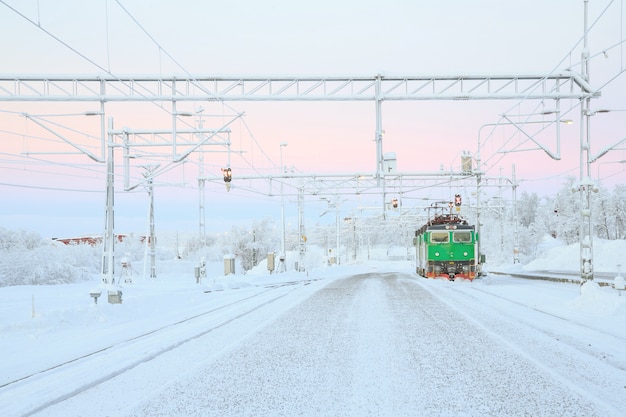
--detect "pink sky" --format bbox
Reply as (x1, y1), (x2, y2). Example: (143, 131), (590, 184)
(1, 0), (625, 236)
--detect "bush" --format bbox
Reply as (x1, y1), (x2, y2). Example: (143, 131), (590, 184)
(0, 228), (100, 286)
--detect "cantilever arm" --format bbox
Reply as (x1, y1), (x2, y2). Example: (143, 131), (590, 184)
(590, 136), (626, 163)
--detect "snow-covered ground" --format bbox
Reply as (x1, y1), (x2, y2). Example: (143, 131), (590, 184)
(1, 239), (625, 416)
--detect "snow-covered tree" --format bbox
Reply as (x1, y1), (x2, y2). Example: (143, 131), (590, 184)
(612, 185), (626, 239)
(593, 187), (614, 239)
(217, 218), (280, 271)
(544, 177), (580, 244)
(0, 227), (100, 286)
(517, 191), (539, 227)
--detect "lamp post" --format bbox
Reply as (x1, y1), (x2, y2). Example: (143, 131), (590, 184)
(476, 117), (572, 266)
(279, 142), (288, 272)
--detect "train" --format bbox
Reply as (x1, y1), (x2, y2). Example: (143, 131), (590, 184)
(414, 206), (481, 281)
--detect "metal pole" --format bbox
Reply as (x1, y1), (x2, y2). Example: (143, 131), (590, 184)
(353, 218), (357, 261)
(580, 0), (594, 283)
(195, 108), (206, 246)
(336, 203), (340, 266)
(375, 74), (383, 185)
(198, 151), (206, 246)
(101, 118), (116, 285)
(476, 131), (482, 273)
(147, 171), (157, 279)
(512, 164), (519, 263)
(171, 80), (177, 159)
(99, 80), (106, 161)
(123, 133), (130, 191)
(277, 143), (288, 272)
(280, 143), (287, 263)
(499, 167), (504, 255)
(298, 185), (306, 271)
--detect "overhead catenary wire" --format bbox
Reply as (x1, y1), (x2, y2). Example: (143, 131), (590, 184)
(1, 1), (624, 204)
(479, 0), (624, 179)
(0, 0), (233, 134)
(0, 1), (256, 194)
(119, 2), (281, 181)
(113, 0), (236, 113)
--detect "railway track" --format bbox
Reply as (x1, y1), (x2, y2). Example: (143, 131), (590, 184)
(423, 270), (625, 343)
(417, 272), (626, 374)
(414, 273), (626, 415)
(463, 282), (625, 343)
(1, 279), (313, 417)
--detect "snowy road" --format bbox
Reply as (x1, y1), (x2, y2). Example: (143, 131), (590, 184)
(32, 271), (625, 417)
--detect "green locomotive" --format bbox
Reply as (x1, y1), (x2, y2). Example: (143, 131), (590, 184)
(414, 209), (480, 281)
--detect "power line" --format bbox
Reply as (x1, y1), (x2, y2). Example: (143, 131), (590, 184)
(0, 181), (102, 193)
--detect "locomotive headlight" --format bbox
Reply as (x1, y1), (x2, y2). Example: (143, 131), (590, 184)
(463, 252), (468, 257)
(434, 252), (440, 257)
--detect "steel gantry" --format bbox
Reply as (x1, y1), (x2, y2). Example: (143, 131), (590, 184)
(0, 72), (599, 180)
(0, 72), (596, 102)
(0, 71), (600, 286)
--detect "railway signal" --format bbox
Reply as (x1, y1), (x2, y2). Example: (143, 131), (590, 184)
(222, 167), (232, 182)
(454, 194), (462, 212)
(222, 167), (232, 191)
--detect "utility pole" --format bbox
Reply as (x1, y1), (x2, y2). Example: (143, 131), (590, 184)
(143, 166), (158, 279)
(101, 118), (116, 286)
(198, 150), (206, 246)
(579, 0), (595, 283)
(197, 109), (206, 247)
(298, 185), (306, 271)
(512, 164), (519, 263)
(279, 142), (288, 272)
(335, 202), (340, 266)
(375, 74), (384, 185)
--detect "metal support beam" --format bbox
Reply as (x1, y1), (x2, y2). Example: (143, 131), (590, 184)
(0, 73), (598, 102)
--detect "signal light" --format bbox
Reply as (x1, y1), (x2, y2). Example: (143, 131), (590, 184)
(454, 194), (462, 207)
(221, 167), (232, 192)
(391, 198), (399, 209)
(222, 167), (232, 183)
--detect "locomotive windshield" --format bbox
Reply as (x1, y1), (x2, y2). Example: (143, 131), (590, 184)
(430, 232), (449, 243)
(453, 231), (472, 243)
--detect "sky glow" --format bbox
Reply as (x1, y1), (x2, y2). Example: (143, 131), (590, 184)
(1, 0), (625, 237)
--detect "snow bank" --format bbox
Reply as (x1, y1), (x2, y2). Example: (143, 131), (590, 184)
(566, 280), (626, 316)
(523, 237), (626, 273)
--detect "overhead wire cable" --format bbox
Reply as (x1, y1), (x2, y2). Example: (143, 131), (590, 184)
(0, 0), (214, 140)
(0, 181), (103, 193)
(480, 0), (618, 179)
(0, 0), (112, 76)
(113, 0), (284, 184)
(0, 0), (206, 116)
(113, 0), (234, 112)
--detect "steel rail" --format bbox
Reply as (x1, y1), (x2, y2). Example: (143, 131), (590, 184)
(0, 279), (315, 416)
